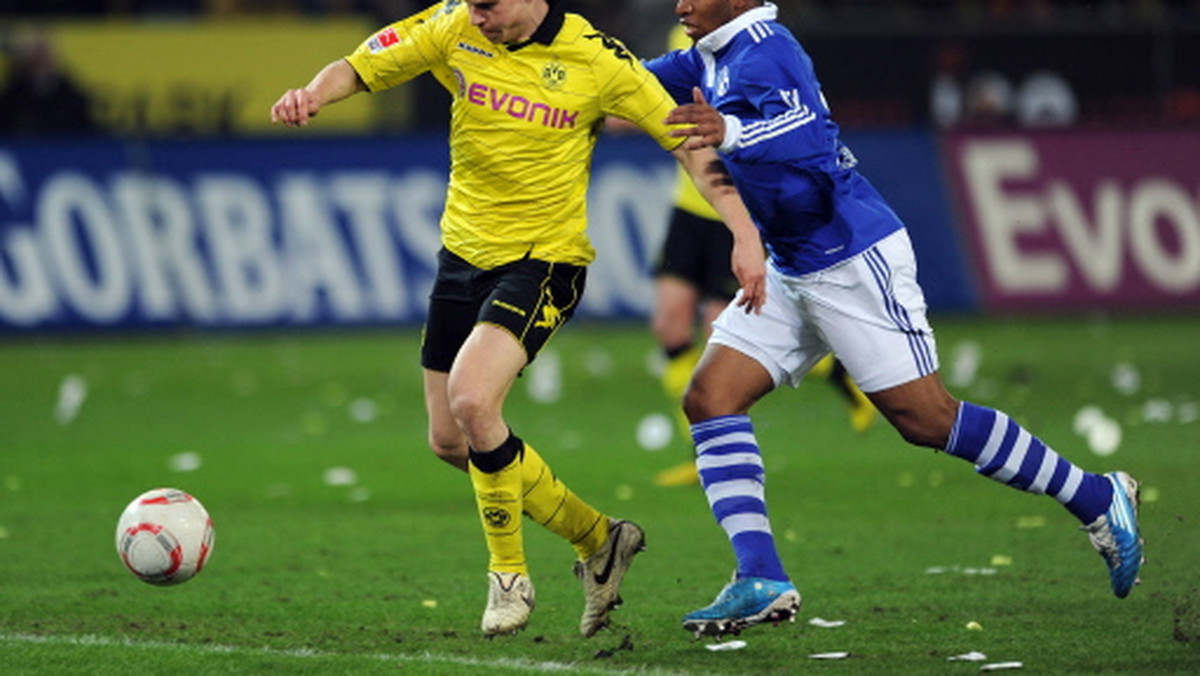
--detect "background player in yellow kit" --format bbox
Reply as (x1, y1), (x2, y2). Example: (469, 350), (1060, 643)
(270, 0), (765, 638)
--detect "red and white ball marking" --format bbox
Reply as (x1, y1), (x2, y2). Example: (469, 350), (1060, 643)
(116, 488), (214, 585)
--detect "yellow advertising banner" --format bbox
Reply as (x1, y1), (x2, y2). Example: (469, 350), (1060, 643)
(44, 18), (401, 135)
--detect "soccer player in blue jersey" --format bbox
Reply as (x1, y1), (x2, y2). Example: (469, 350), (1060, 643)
(644, 0), (1145, 637)
(643, 24), (875, 490)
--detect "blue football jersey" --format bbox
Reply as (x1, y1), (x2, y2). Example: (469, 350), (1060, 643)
(645, 4), (904, 275)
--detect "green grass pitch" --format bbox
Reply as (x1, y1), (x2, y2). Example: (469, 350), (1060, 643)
(1, 315), (1198, 674)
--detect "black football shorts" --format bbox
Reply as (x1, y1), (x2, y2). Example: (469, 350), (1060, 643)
(421, 248), (586, 372)
(653, 207), (739, 302)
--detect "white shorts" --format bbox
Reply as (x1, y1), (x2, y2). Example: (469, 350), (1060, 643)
(710, 229), (938, 393)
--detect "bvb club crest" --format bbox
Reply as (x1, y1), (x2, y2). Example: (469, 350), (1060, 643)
(542, 61), (567, 89)
(483, 507), (511, 529)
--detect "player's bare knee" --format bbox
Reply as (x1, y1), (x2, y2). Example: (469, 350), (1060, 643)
(895, 420), (946, 449)
(652, 314), (692, 348)
(682, 382), (721, 423)
(426, 434), (460, 458)
(889, 406), (955, 449)
(447, 390), (488, 431)
(427, 433), (468, 470)
(875, 384), (959, 449)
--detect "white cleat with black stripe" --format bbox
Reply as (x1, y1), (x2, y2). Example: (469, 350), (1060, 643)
(574, 518), (646, 637)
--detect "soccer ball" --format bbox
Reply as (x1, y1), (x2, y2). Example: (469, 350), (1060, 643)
(115, 488), (214, 585)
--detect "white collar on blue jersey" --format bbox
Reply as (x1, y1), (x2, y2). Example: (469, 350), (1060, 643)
(695, 2), (778, 55)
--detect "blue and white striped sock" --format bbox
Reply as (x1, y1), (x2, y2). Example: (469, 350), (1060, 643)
(691, 415), (789, 581)
(946, 402), (1112, 524)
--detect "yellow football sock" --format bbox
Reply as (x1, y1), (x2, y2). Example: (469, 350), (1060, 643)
(662, 343), (703, 464)
(825, 358), (877, 433)
(519, 442), (607, 560)
(809, 353), (835, 379)
(469, 441), (526, 575)
(662, 344), (702, 404)
(845, 377), (877, 433)
(654, 459), (699, 487)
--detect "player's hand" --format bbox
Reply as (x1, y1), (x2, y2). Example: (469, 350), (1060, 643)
(666, 87), (726, 150)
(731, 232), (767, 314)
(270, 88), (321, 127)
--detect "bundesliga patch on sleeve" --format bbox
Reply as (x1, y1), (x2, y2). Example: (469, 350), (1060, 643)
(368, 27), (400, 53)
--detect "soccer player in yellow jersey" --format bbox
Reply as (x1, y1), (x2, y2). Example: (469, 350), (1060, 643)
(270, 0), (766, 638)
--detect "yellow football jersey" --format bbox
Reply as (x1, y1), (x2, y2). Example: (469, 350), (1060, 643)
(665, 24), (720, 221)
(346, 0), (685, 269)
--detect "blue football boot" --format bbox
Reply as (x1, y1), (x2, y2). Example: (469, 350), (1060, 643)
(1083, 471), (1144, 598)
(682, 574), (801, 638)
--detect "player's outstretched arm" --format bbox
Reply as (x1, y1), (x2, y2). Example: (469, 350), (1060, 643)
(270, 59), (366, 127)
(671, 143), (765, 314)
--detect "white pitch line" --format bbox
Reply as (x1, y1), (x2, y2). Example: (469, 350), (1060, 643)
(0, 633), (691, 676)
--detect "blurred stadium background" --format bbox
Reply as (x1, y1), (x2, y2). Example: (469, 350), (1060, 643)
(1, 0), (1199, 331)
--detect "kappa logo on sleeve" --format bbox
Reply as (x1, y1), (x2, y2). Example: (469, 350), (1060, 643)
(367, 27), (400, 54)
(583, 31), (633, 65)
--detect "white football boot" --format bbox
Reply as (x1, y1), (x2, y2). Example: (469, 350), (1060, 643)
(574, 519), (646, 637)
(481, 571), (535, 637)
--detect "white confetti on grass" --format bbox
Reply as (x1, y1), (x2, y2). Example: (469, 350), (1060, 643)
(1142, 398), (1173, 423)
(1110, 362), (1141, 395)
(1073, 405), (1105, 435)
(636, 413), (673, 451)
(54, 374), (87, 425)
(981, 661), (1024, 671)
(526, 349), (562, 404)
(808, 617), (846, 628)
(809, 651), (850, 660)
(323, 467), (358, 487)
(1073, 405), (1122, 456)
(948, 651), (988, 661)
(925, 566), (998, 576)
(949, 340), (982, 388)
(705, 640), (746, 652)
(1144, 399), (1200, 424)
(168, 452), (202, 472)
(348, 398), (378, 423)
(1086, 417), (1122, 456)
